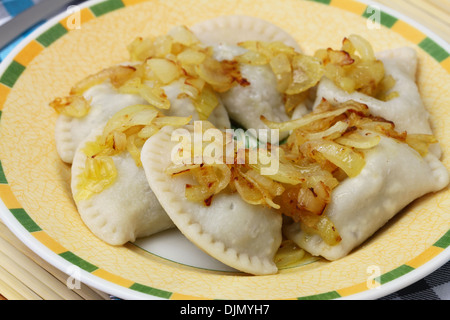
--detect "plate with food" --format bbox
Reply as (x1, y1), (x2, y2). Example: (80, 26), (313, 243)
(0, 0), (449, 300)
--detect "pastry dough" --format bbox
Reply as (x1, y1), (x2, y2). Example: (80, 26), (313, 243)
(71, 126), (174, 245)
(55, 81), (147, 164)
(283, 133), (449, 260)
(191, 15), (303, 143)
(219, 62), (291, 142)
(55, 78), (231, 164)
(141, 125), (283, 275)
(313, 48), (433, 137)
(161, 78), (231, 130)
(190, 15), (301, 51)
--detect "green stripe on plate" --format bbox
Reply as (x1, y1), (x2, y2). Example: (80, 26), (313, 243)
(90, 0), (125, 17)
(36, 23), (68, 48)
(419, 38), (449, 62)
(9, 208), (42, 232)
(362, 9), (398, 28)
(297, 290), (341, 300)
(129, 283), (172, 299)
(433, 230), (450, 249)
(0, 60), (25, 88)
(307, 0), (331, 4)
(0, 160), (8, 184)
(59, 251), (99, 273)
(378, 264), (414, 284)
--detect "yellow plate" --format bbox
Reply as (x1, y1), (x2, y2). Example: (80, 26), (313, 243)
(0, 0), (449, 300)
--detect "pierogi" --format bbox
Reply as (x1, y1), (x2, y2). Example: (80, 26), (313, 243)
(313, 47), (439, 154)
(219, 60), (291, 142)
(161, 78), (230, 130)
(55, 80), (147, 164)
(192, 15), (306, 142)
(55, 77), (230, 164)
(50, 16), (450, 275)
(267, 41), (450, 260)
(283, 133), (449, 260)
(140, 125), (283, 275)
(71, 126), (174, 245)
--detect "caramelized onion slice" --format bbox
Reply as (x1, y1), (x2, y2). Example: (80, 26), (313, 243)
(102, 104), (159, 140)
(302, 139), (365, 178)
(147, 58), (182, 85)
(305, 121), (349, 141)
(75, 156), (118, 201)
(232, 167), (283, 209)
(168, 25), (200, 46)
(297, 187), (327, 215)
(196, 57), (240, 93)
(344, 34), (376, 61)
(300, 213), (342, 246)
(274, 240), (306, 269)
(185, 184), (214, 205)
(261, 101), (368, 132)
(50, 95), (91, 118)
(335, 131), (381, 149)
(405, 134), (438, 157)
(191, 85), (219, 120)
(286, 54), (324, 95)
(236, 50), (270, 66)
(314, 35), (388, 97)
(139, 84), (171, 110)
(70, 65), (137, 95)
(184, 164), (232, 205)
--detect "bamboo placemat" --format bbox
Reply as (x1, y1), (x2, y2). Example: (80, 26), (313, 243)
(0, 220), (109, 300)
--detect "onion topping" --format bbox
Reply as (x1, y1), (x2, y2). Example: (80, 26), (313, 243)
(314, 34), (397, 100)
(76, 105), (191, 201)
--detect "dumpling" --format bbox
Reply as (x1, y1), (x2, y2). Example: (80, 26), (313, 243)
(283, 133), (449, 260)
(191, 15), (305, 143)
(55, 80), (147, 164)
(262, 93), (449, 261)
(313, 47), (434, 140)
(190, 15), (301, 50)
(140, 125), (283, 275)
(54, 75), (231, 164)
(161, 78), (231, 130)
(219, 61), (291, 142)
(54, 24), (236, 164)
(71, 125), (175, 245)
(56, 25), (236, 246)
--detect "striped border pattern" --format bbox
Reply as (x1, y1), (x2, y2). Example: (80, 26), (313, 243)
(0, 0), (449, 300)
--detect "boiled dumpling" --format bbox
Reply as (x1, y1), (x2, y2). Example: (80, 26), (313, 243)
(219, 58), (291, 142)
(55, 80), (147, 164)
(191, 15), (303, 143)
(313, 47), (435, 144)
(161, 77), (231, 130)
(54, 24), (237, 164)
(283, 132), (449, 260)
(55, 74), (231, 164)
(71, 125), (175, 245)
(140, 125), (283, 275)
(190, 15), (301, 51)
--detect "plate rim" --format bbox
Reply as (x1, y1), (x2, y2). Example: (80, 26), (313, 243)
(0, 0), (449, 300)
(357, 0), (449, 51)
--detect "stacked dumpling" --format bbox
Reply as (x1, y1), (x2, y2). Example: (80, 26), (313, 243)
(52, 16), (307, 266)
(51, 15), (449, 275)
